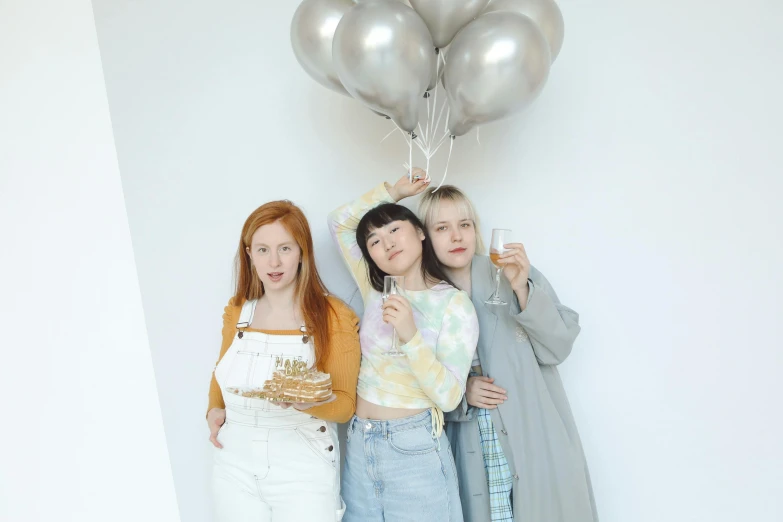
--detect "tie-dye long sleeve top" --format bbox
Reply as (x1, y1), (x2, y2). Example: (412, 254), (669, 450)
(327, 183), (479, 412)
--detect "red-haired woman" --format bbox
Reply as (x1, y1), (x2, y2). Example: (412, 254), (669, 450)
(206, 200), (361, 522)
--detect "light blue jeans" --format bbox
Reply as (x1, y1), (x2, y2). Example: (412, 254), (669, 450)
(342, 410), (463, 522)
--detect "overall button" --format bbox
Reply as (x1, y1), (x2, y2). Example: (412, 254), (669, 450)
(501, 429), (508, 435)
(513, 474), (519, 480)
(318, 426), (326, 432)
(327, 445), (334, 452)
(365, 422), (372, 430)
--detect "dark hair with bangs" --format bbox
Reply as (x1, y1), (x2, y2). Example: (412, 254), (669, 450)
(356, 203), (456, 292)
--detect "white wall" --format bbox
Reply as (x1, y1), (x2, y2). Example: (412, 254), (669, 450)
(92, 1), (783, 521)
(0, 1), (180, 521)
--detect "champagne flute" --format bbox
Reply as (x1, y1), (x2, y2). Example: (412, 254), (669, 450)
(486, 229), (511, 305)
(382, 275), (407, 357)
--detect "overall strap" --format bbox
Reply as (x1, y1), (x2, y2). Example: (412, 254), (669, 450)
(236, 299), (258, 328)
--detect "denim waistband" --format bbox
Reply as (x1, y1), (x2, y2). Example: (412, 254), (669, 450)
(349, 409), (436, 436)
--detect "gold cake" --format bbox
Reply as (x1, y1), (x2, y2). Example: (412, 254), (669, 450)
(226, 358), (332, 403)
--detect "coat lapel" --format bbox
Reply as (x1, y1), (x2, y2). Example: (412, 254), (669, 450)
(471, 256), (499, 374)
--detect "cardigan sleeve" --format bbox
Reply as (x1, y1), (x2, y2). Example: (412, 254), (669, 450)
(206, 298), (242, 417)
(305, 297), (361, 423)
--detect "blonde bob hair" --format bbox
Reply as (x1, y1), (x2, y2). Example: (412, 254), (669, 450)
(418, 185), (486, 255)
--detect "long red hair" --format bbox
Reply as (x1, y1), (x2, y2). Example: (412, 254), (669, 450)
(233, 200), (333, 368)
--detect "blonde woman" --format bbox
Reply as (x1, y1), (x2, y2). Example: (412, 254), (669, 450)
(411, 183), (598, 522)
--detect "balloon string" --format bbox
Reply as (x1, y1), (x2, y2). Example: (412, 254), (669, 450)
(409, 132), (413, 182)
(429, 131), (451, 157)
(434, 129), (451, 151)
(392, 119), (427, 155)
(433, 93), (448, 141)
(390, 120), (413, 181)
(425, 92), (431, 145)
(429, 53), (441, 149)
(385, 47), (450, 180)
(433, 137), (454, 193)
(415, 138), (428, 155)
(381, 126), (400, 143)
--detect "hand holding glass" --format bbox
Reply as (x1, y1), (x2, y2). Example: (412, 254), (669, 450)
(383, 275), (407, 357)
(486, 229), (511, 305)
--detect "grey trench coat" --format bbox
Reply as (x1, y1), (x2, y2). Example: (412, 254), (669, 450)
(445, 256), (598, 522)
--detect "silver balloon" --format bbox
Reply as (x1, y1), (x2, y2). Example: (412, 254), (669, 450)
(333, 0), (434, 132)
(443, 11), (550, 136)
(354, 0), (410, 4)
(361, 2), (441, 91)
(409, 0), (490, 48)
(291, 0), (355, 96)
(351, 3), (411, 115)
(484, 0), (564, 62)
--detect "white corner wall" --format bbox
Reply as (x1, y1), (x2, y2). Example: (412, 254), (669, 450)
(0, 1), (180, 521)
(92, 1), (783, 521)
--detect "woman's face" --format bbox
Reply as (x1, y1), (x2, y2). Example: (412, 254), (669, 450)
(366, 219), (425, 276)
(246, 221), (302, 292)
(427, 200), (476, 270)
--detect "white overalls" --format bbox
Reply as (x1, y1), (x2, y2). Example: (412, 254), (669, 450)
(212, 299), (345, 521)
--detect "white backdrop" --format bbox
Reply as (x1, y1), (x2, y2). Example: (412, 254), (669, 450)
(93, 1), (783, 521)
(0, 1), (179, 521)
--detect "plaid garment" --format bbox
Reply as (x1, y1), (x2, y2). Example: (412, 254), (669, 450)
(478, 407), (514, 521)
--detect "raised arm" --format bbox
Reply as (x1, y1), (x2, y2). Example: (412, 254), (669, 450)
(326, 171), (430, 301)
(326, 183), (396, 300)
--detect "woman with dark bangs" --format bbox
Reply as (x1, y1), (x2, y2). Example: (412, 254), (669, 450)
(328, 169), (479, 522)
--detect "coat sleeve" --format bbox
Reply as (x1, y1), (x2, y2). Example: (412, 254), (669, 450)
(512, 267), (581, 366)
